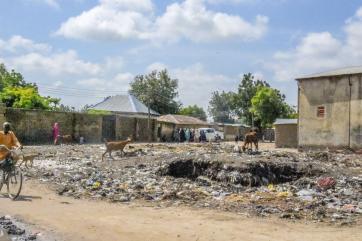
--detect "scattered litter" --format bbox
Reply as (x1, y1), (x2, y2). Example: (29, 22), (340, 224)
(21, 143), (362, 225)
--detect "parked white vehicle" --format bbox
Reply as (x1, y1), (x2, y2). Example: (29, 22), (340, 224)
(196, 128), (223, 142)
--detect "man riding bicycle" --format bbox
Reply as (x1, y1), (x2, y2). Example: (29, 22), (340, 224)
(0, 122), (23, 200)
(0, 122), (21, 166)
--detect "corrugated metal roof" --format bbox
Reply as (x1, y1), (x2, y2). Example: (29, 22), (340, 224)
(296, 66), (362, 80)
(274, 119), (298, 125)
(211, 123), (250, 127)
(91, 94), (159, 115)
(158, 114), (209, 125)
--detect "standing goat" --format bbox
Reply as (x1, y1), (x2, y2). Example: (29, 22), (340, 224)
(242, 131), (259, 152)
(102, 137), (132, 161)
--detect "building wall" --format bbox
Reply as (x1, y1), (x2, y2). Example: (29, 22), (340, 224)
(3, 108), (157, 144)
(116, 116), (136, 140)
(4, 108), (103, 144)
(158, 122), (175, 141)
(350, 75), (362, 149)
(298, 75), (362, 150)
(223, 126), (239, 141)
(275, 124), (297, 148)
(73, 113), (103, 143)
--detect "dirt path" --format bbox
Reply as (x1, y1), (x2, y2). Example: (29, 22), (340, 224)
(0, 181), (360, 241)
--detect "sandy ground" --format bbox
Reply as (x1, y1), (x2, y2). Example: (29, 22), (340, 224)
(0, 180), (360, 241)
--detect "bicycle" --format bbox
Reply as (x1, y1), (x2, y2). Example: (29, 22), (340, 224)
(0, 145), (23, 200)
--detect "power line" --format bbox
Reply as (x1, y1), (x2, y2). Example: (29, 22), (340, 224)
(39, 85), (180, 103)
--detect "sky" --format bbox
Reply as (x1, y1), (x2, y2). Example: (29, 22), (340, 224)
(1, 0), (362, 112)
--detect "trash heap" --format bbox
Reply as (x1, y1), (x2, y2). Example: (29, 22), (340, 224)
(24, 143), (362, 225)
(0, 216), (37, 240)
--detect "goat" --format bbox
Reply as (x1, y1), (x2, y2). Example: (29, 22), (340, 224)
(242, 131), (258, 152)
(102, 137), (132, 161)
(18, 153), (40, 168)
(60, 135), (74, 144)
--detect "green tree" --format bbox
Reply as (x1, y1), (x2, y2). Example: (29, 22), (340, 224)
(0, 63), (32, 90)
(57, 104), (76, 112)
(0, 86), (60, 110)
(231, 73), (269, 125)
(208, 91), (235, 123)
(250, 86), (295, 128)
(179, 105), (207, 121)
(130, 69), (181, 114)
(0, 63), (61, 110)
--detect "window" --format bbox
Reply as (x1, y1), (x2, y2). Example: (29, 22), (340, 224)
(317, 106), (326, 118)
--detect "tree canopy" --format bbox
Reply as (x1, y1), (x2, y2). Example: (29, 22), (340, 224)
(250, 86), (296, 128)
(179, 105), (207, 121)
(208, 91), (235, 123)
(0, 63), (60, 110)
(231, 73), (269, 125)
(130, 69), (181, 114)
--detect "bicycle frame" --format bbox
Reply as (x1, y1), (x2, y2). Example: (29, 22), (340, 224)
(0, 145), (23, 200)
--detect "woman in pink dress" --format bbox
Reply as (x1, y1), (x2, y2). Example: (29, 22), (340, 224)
(52, 122), (60, 145)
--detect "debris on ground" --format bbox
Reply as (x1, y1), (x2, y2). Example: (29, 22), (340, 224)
(0, 215), (39, 241)
(21, 143), (362, 225)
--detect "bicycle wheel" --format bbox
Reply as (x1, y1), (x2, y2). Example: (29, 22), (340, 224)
(6, 166), (23, 200)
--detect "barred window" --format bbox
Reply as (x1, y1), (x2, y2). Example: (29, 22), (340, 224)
(317, 106), (325, 118)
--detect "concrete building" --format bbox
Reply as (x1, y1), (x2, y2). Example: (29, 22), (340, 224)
(296, 66), (362, 150)
(157, 115), (210, 141)
(211, 123), (250, 141)
(274, 119), (298, 148)
(91, 94), (159, 117)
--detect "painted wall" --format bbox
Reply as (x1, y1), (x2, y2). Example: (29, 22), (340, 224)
(298, 74), (362, 150)
(275, 124), (297, 148)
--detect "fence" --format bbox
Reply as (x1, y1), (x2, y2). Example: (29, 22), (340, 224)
(1, 107), (157, 144)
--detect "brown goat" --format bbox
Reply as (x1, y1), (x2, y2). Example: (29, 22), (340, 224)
(60, 135), (74, 144)
(102, 137), (132, 161)
(18, 153), (40, 168)
(242, 131), (258, 152)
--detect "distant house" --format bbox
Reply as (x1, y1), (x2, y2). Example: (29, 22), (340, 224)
(91, 94), (159, 117)
(274, 119), (298, 148)
(296, 66), (362, 150)
(157, 114), (210, 141)
(210, 123), (250, 141)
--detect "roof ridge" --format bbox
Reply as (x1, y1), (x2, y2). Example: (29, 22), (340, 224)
(128, 94), (137, 112)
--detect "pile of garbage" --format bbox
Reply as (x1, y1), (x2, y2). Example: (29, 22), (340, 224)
(23, 143), (362, 225)
(0, 216), (37, 240)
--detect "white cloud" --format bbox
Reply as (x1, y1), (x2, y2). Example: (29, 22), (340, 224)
(56, 0), (268, 43)
(266, 6), (362, 81)
(0, 35), (51, 54)
(153, 0), (268, 42)
(145, 62), (236, 110)
(173, 63), (236, 110)
(0, 35), (102, 78)
(146, 62), (168, 72)
(6, 50), (100, 76)
(77, 72), (133, 92)
(99, 0), (154, 11)
(56, 0), (153, 41)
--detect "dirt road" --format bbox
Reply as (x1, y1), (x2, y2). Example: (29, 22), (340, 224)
(0, 181), (361, 241)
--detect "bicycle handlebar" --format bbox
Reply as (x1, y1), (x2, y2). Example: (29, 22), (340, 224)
(0, 145), (10, 151)
(0, 145), (21, 152)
